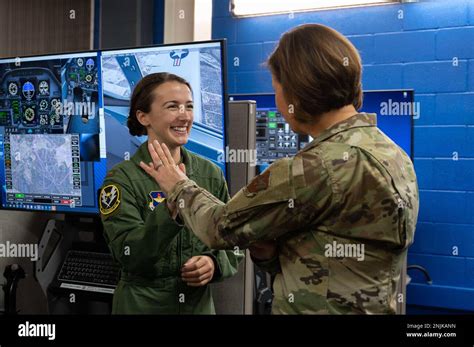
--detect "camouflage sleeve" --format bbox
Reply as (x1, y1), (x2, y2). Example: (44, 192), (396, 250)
(202, 171), (245, 282)
(100, 169), (182, 275)
(168, 152), (333, 250)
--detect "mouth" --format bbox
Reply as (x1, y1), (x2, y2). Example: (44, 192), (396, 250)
(170, 126), (189, 136)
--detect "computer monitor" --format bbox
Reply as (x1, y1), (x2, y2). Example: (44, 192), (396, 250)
(229, 90), (414, 173)
(0, 40), (227, 214)
(362, 90), (414, 159)
(0, 52), (105, 214)
(101, 41), (227, 174)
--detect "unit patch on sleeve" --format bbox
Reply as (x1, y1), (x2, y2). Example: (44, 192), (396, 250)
(100, 184), (121, 215)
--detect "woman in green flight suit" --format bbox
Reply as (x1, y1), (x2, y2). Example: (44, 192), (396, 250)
(99, 72), (243, 314)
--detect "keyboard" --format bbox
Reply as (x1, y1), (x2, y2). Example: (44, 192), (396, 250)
(57, 250), (120, 293)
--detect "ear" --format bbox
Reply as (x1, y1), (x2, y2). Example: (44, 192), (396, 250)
(136, 110), (150, 127)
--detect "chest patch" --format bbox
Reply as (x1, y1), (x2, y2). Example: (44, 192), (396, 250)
(149, 191), (166, 211)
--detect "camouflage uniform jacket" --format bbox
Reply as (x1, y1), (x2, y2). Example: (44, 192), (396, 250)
(168, 113), (419, 314)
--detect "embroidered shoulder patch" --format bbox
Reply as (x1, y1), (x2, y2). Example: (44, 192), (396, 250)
(100, 184), (121, 215)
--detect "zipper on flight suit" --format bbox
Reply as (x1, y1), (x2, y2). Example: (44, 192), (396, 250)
(177, 231), (182, 314)
(177, 155), (187, 314)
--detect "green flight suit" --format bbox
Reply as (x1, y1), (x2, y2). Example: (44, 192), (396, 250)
(99, 142), (243, 314)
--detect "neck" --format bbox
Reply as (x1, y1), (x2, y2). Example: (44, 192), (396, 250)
(147, 134), (181, 163)
(306, 104), (358, 138)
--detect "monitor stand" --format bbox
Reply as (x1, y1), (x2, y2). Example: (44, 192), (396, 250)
(34, 216), (112, 314)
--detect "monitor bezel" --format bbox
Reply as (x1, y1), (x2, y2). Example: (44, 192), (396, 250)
(0, 39), (229, 216)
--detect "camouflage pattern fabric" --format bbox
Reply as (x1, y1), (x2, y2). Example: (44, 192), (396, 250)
(168, 113), (419, 314)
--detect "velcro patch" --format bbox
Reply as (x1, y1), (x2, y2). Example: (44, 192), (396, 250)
(148, 191), (166, 211)
(99, 184), (121, 215)
(246, 169), (270, 194)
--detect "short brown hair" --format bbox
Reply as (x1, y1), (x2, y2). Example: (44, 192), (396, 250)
(267, 24), (363, 123)
(127, 72), (193, 136)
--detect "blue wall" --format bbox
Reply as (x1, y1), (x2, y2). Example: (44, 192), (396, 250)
(213, 0), (474, 312)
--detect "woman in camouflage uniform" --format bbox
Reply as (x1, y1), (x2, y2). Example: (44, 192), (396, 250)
(141, 25), (419, 314)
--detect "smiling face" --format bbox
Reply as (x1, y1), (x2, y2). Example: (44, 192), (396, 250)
(137, 81), (194, 149)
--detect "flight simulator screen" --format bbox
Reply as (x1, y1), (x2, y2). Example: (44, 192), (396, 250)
(101, 41), (226, 174)
(230, 90), (413, 173)
(0, 52), (105, 214)
(0, 41), (227, 214)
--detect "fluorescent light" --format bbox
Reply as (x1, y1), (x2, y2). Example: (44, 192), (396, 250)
(231, 0), (398, 17)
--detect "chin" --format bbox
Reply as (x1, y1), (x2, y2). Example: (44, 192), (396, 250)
(170, 136), (189, 147)
(176, 140), (188, 147)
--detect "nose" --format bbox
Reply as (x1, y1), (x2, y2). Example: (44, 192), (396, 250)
(178, 107), (193, 121)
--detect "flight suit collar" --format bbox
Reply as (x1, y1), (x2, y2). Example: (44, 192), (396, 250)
(131, 141), (195, 176)
(301, 112), (377, 153)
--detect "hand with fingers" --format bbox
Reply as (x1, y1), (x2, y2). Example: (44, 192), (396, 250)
(181, 255), (215, 287)
(139, 140), (188, 196)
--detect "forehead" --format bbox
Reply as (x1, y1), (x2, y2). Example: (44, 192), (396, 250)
(152, 81), (192, 101)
